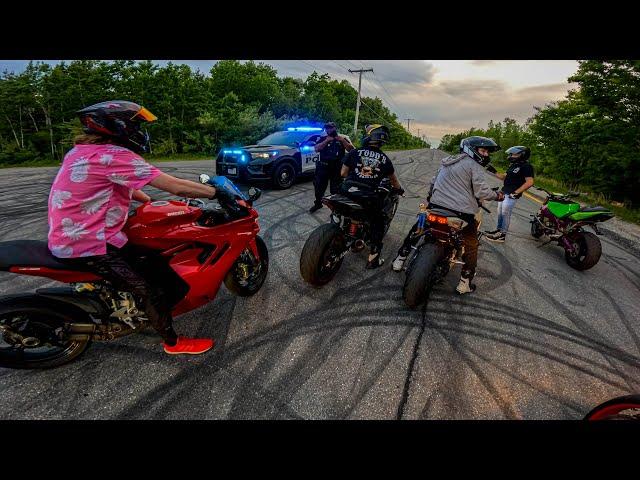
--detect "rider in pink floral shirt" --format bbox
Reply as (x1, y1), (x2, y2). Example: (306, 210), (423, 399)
(48, 144), (162, 258)
(46, 100), (222, 355)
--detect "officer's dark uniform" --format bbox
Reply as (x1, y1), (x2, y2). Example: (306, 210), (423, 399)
(313, 136), (346, 207)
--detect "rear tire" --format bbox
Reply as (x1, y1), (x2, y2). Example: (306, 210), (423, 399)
(565, 231), (602, 270)
(403, 242), (447, 309)
(300, 223), (346, 286)
(0, 297), (91, 369)
(272, 162), (296, 190)
(224, 236), (269, 296)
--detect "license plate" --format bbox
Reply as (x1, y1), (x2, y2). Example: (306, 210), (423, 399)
(227, 167), (237, 175)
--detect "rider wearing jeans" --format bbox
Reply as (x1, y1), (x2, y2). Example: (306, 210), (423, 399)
(485, 146), (535, 243)
(392, 136), (504, 294)
(340, 124), (403, 269)
(47, 101), (233, 355)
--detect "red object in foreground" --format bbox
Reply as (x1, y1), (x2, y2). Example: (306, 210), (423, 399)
(584, 394), (640, 420)
(163, 336), (215, 355)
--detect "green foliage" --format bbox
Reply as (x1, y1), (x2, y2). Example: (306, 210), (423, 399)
(0, 60), (427, 169)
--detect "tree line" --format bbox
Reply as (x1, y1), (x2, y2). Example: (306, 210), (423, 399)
(438, 61), (640, 207)
(0, 60), (429, 168)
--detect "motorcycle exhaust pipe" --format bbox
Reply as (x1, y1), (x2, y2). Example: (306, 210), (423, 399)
(353, 239), (365, 250)
(67, 323), (96, 341)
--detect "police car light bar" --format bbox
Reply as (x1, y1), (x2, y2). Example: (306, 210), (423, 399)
(287, 127), (323, 132)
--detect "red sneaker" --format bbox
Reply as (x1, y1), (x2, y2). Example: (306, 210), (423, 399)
(163, 336), (214, 355)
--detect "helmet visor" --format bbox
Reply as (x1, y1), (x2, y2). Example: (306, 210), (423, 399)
(132, 106), (158, 122)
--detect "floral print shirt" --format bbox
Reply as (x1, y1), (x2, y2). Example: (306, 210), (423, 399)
(47, 144), (162, 258)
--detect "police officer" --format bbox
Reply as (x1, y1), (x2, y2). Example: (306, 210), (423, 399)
(309, 122), (354, 213)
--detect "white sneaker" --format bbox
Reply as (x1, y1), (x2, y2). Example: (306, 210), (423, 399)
(392, 255), (407, 272)
(456, 278), (477, 295)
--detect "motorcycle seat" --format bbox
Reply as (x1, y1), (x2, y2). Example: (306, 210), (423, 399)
(323, 194), (364, 210)
(0, 240), (91, 271)
(429, 208), (462, 218)
(579, 206), (609, 213)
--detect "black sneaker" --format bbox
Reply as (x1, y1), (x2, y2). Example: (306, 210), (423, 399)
(309, 203), (323, 213)
(485, 232), (506, 243)
(484, 229), (500, 235)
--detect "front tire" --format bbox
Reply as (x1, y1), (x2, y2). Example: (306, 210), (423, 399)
(224, 236), (269, 296)
(300, 223), (347, 286)
(565, 231), (602, 270)
(0, 298), (91, 369)
(531, 217), (544, 238)
(272, 162), (296, 189)
(403, 242), (447, 309)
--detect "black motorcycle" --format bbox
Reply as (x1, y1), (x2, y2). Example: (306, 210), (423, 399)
(402, 207), (474, 308)
(300, 178), (401, 286)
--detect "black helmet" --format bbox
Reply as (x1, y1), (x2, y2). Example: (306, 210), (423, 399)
(77, 100), (158, 154)
(362, 124), (390, 148)
(460, 136), (501, 167)
(505, 145), (531, 162)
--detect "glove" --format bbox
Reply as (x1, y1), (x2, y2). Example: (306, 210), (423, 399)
(508, 193), (518, 199)
(495, 191), (505, 202)
(211, 187), (237, 205)
(392, 187), (405, 196)
(486, 164), (497, 174)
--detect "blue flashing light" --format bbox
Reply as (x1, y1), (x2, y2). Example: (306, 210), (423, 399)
(240, 155), (246, 162)
(301, 145), (314, 152)
(271, 151), (279, 155)
(232, 150), (242, 154)
(287, 127), (323, 132)
(223, 150), (231, 154)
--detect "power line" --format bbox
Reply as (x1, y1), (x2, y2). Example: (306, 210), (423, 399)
(360, 73), (400, 119)
(368, 70), (406, 118)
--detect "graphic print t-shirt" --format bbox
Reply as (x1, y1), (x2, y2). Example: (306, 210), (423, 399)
(47, 144), (162, 258)
(342, 147), (394, 189)
(502, 161), (534, 196)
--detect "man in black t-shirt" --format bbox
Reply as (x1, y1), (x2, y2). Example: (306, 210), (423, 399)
(340, 124), (404, 269)
(309, 122), (354, 213)
(485, 146), (535, 243)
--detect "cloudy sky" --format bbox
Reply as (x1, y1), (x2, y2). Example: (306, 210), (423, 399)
(0, 60), (578, 145)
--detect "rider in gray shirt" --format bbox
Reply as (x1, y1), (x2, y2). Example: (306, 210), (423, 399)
(392, 136), (504, 294)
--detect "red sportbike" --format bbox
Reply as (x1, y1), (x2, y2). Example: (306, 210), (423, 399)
(0, 174), (268, 369)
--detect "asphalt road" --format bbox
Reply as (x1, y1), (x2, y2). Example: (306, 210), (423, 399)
(1, 149), (639, 419)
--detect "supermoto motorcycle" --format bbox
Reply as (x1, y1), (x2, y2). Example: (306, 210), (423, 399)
(0, 175), (268, 369)
(300, 178), (402, 286)
(530, 186), (614, 270)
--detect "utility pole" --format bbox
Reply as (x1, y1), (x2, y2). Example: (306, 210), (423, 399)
(405, 118), (415, 132)
(349, 68), (373, 138)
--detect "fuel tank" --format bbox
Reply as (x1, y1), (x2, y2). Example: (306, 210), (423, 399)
(124, 200), (202, 247)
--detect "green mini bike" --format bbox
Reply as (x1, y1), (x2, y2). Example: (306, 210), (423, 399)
(530, 187), (614, 270)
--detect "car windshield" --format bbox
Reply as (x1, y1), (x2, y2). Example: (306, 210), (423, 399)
(257, 131), (311, 147)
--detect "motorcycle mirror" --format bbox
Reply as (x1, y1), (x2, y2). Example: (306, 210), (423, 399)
(248, 186), (262, 202)
(199, 174), (211, 185)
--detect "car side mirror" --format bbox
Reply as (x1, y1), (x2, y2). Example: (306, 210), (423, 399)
(199, 174), (211, 184)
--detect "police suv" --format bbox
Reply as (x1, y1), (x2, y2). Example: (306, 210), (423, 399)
(215, 127), (351, 189)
